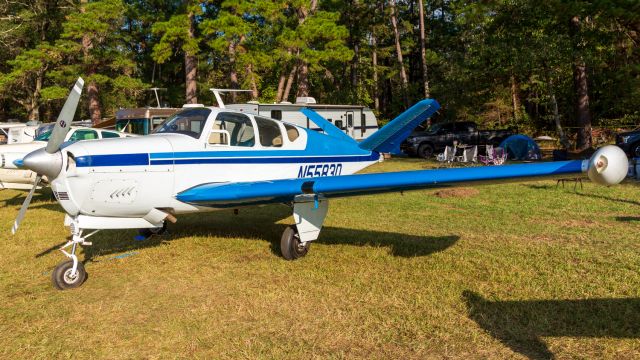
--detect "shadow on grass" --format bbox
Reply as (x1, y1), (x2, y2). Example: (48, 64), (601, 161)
(463, 290), (640, 359)
(37, 205), (458, 262)
(1, 188), (54, 207)
(616, 216), (640, 222)
(526, 183), (640, 207)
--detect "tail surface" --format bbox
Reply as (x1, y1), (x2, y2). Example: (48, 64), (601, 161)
(359, 99), (440, 153)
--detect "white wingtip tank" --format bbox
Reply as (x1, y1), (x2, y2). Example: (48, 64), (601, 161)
(586, 145), (628, 186)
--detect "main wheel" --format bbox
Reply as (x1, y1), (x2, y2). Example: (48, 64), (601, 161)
(418, 143), (434, 159)
(51, 260), (87, 290)
(137, 221), (167, 240)
(280, 225), (309, 260)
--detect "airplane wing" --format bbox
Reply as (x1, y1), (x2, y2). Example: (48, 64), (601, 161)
(177, 159), (587, 208)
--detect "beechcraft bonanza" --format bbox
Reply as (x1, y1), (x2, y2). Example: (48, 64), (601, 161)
(12, 78), (629, 290)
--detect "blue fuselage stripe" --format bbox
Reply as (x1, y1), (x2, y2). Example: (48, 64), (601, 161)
(76, 152), (378, 167)
(76, 153), (149, 167)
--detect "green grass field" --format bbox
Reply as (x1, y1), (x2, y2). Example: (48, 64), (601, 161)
(1, 158), (640, 359)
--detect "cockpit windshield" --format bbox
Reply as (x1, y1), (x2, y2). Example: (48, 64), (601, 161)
(153, 108), (211, 139)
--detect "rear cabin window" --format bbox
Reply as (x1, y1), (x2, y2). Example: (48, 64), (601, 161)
(284, 123), (299, 142)
(214, 112), (255, 147)
(255, 116), (283, 147)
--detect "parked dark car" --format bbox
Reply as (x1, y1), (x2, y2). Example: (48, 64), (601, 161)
(615, 129), (640, 157)
(401, 121), (514, 158)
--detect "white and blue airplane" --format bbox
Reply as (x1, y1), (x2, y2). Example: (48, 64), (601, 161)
(13, 78), (629, 290)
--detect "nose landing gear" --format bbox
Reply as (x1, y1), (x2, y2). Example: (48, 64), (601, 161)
(51, 228), (98, 290)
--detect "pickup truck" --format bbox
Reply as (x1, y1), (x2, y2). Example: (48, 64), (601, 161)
(615, 129), (640, 158)
(401, 121), (514, 158)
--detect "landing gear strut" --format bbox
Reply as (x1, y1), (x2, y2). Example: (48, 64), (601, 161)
(51, 228), (98, 290)
(280, 225), (310, 260)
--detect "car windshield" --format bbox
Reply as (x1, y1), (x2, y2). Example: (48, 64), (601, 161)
(116, 118), (149, 135)
(424, 124), (440, 134)
(153, 108), (211, 139)
(35, 131), (52, 141)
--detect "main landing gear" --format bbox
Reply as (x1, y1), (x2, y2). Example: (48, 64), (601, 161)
(280, 195), (329, 260)
(280, 226), (309, 260)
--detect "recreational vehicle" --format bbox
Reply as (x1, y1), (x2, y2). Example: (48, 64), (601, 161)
(0, 123), (39, 145)
(114, 88), (182, 135)
(212, 90), (379, 141)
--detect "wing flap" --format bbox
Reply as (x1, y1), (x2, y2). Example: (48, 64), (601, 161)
(177, 160), (585, 207)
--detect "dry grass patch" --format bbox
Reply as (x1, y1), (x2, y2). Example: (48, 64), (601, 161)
(434, 187), (480, 198)
(0, 158), (639, 358)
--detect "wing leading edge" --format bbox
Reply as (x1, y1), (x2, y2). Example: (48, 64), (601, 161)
(177, 160), (585, 208)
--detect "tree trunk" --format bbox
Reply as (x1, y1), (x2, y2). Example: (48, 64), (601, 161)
(283, 65), (297, 102)
(418, 0), (430, 98)
(372, 31), (379, 112)
(246, 63), (258, 98)
(81, 0), (101, 125)
(571, 15), (592, 150)
(390, 0), (409, 107)
(228, 42), (239, 102)
(185, 10), (198, 104)
(28, 70), (43, 121)
(296, 62), (309, 98)
(573, 60), (592, 150)
(351, 42), (359, 89)
(510, 75), (521, 121)
(276, 70), (287, 102)
(551, 92), (570, 150)
(543, 64), (570, 149)
(570, 16), (592, 150)
(294, 0), (317, 99)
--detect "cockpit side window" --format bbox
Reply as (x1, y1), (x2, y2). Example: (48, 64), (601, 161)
(214, 112), (255, 147)
(255, 116), (284, 147)
(153, 108), (211, 139)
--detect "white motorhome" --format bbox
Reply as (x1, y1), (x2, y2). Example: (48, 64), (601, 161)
(212, 90), (379, 141)
(0, 123), (39, 144)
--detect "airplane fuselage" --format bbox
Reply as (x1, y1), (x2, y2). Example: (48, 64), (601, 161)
(50, 109), (379, 222)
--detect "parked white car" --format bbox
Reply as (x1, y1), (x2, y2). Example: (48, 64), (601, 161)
(0, 127), (129, 190)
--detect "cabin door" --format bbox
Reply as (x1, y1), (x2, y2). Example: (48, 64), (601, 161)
(345, 111), (355, 138)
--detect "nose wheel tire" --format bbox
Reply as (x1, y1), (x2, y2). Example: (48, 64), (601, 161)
(52, 260), (87, 290)
(280, 225), (310, 260)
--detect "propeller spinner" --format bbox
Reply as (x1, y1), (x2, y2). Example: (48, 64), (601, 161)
(11, 77), (84, 234)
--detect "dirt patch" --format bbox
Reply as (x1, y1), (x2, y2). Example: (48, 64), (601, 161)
(434, 187), (479, 198)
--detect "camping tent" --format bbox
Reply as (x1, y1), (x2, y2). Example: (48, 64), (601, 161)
(499, 134), (541, 161)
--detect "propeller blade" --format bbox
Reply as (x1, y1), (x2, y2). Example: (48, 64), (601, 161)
(45, 77), (84, 154)
(11, 175), (41, 235)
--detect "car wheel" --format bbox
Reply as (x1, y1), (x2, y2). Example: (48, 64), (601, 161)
(633, 143), (640, 158)
(418, 143), (434, 159)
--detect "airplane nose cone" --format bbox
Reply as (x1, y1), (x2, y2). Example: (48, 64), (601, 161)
(22, 148), (63, 179)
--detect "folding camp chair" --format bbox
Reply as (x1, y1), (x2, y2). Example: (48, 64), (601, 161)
(437, 145), (456, 163)
(462, 145), (478, 163)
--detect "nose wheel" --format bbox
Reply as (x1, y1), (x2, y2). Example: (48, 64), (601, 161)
(280, 225), (310, 260)
(52, 260), (87, 290)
